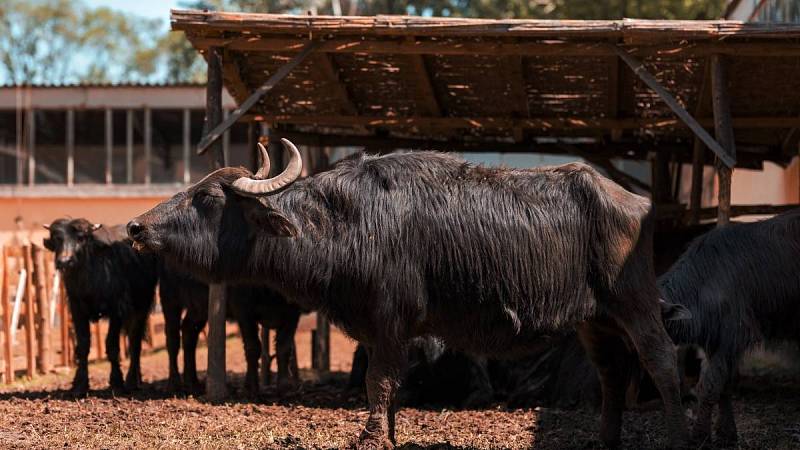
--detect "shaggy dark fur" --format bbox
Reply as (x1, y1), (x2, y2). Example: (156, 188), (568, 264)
(129, 151), (687, 449)
(158, 263), (302, 395)
(659, 210), (800, 446)
(44, 218), (157, 396)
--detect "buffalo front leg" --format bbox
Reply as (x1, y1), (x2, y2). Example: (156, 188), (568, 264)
(181, 311), (206, 394)
(715, 382), (738, 447)
(105, 317), (124, 393)
(577, 323), (632, 449)
(357, 345), (407, 450)
(275, 313), (300, 388)
(162, 302), (183, 392)
(124, 309), (149, 390)
(692, 352), (734, 446)
(70, 308), (91, 397)
(237, 315), (262, 396)
(620, 311), (688, 449)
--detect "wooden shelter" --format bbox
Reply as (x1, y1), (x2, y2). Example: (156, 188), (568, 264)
(171, 10), (800, 399)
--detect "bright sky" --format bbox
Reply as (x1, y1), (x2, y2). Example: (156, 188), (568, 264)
(84, 0), (183, 29)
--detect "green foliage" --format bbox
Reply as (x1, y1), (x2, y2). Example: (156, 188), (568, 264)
(0, 0), (165, 84)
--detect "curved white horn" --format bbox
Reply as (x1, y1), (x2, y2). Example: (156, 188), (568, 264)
(253, 142), (271, 179)
(232, 138), (303, 196)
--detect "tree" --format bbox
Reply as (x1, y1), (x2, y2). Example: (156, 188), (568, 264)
(0, 0), (164, 84)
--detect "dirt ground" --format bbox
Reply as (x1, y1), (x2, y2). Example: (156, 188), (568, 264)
(0, 323), (799, 449)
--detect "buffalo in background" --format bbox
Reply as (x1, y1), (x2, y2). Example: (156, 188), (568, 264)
(44, 218), (157, 396)
(128, 140), (688, 449)
(159, 264), (303, 395)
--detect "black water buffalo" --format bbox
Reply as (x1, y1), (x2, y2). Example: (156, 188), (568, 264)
(128, 140), (687, 449)
(159, 264), (302, 395)
(659, 210), (800, 446)
(44, 218), (157, 396)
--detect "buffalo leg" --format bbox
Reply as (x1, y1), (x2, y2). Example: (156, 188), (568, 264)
(124, 309), (148, 390)
(618, 310), (688, 450)
(692, 352), (734, 446)
(357, 344), (406, 450)
(237, 315), (262, 396)
(70, 307), (91, 396)
(162, 301), (183, 392)
(577, 323), (631, 449)
(275, 312), (300, 388)
(181, 310), (206, 393)
(105, 317), (124, 393)
(715, 382), (738, 446)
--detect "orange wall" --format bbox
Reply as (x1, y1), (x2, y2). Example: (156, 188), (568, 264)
(0, 196), (167, 246)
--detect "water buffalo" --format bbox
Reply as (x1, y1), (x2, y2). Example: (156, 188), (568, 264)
(660, 210), (800, 446)
(127, 140), (687, 449)
(159, 264), (302, 395)
(44, 218), (157, 396)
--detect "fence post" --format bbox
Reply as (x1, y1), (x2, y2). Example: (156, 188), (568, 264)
(93, 322), (103, 361)
(23, 246), (35, 379)
(59, 281), (69, 367)
(1, 246), (10, 383)
(32, 245), (51, 374)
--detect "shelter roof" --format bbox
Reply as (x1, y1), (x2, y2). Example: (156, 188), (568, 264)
(173, 10), (800, 167)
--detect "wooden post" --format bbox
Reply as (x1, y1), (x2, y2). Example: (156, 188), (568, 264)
(260, 326), (271, 386)
(1, 246), (12, 383)
(312, 314), (330, 372)
(689, 139), (705, 225)
(59, 282), (69, 367)
(205, 46), (228, 402)
(32, 245), (51, 374)
(94, 322), (102, 361)
(710, 55), (736, 227)
(23, 246), (35, 378)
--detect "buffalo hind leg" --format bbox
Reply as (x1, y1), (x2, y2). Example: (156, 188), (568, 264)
(357, 344), (407, 450)
(70, 308), (91, 397)
(106, 317), (125, 393)
(715, 382), (738, 447)
(577, 322), (632, 448)
(618, 310), (688, 449)
(125, 309), (148, 390)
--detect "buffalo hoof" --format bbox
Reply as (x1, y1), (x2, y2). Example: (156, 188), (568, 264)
(167, 376), (183, 393)
(185, 379), (204, 396)
(715, 430), (738, 448)
(124, 372), (141, 391)
(70, 381), (89, 398)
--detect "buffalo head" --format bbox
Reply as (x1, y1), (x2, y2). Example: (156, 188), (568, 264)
(44, 218), (103, 270)
(127, 139), (302, 281)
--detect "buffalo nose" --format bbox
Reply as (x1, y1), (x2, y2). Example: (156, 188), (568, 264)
(127, 221), (144, 241)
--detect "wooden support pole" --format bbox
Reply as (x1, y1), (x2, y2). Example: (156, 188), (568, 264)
(144, 107), (152, 185)
(710, 55), (736, 227)
(312, 314), (330, 372)
(126, 109), (134, 184)
(27, 109), (35, 186)
(205, 46), (228, 402)
(105, 108), (113, 185)
(32, 245), (51, 374)
(66, 109), (74, 187)
(689, 139), (705, 225)
(23, 246), (35, 378)
(2, 246), (12, 383)
(260, 326), (271, 386)
(94, 322), (102, 361)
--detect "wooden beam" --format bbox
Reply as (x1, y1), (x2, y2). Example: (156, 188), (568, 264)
(316, 53), (358, 115)
(690, 61), (712, 225)
(670, 203), (800, 222)
(189, 35), (800, 58)
(105, 108), (113, 185)
(612, 45), (735, 168)
(607, 55), (623, 141)
(220, 50), (250, 105)
(406, 52), (442, 117)
(66, 109), (74, 187)
(197, 40), (319, 155)
(711, 55), (736, 226)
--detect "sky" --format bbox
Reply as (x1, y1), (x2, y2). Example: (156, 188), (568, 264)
(85, 0), (183, 30)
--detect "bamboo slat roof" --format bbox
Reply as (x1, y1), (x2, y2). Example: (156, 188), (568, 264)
(172, 10), (800, 167)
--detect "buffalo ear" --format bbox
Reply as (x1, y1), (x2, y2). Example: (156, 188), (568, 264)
(42, 224), (50, 230)
(243, 200), (298, 238)
(91, 223), (102, 232)
(660, 300), (692, 321)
